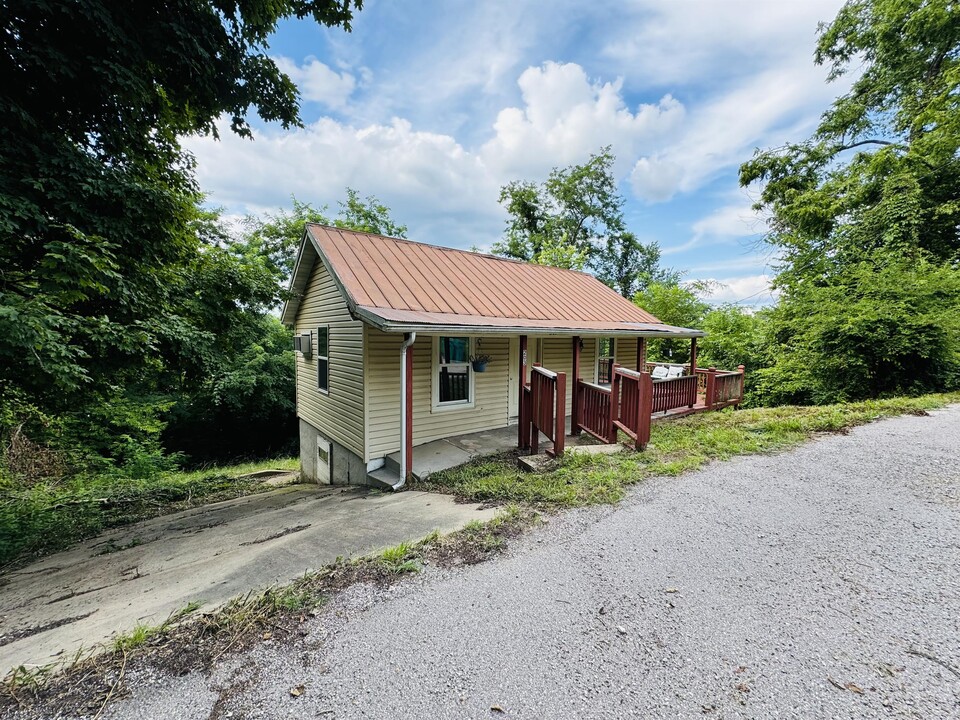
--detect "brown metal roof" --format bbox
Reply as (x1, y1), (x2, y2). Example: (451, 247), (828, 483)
(286, 224), (703, 337)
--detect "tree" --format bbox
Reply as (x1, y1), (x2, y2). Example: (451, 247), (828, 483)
(739, 0), (960, 402)
(1, 1), (361, 470)
(239, 190), (407, 290)
(634, 282), (712, 361)
(492, 148), (672, 295)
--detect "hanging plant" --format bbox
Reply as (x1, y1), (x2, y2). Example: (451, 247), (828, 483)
(470, 354), (492, 372)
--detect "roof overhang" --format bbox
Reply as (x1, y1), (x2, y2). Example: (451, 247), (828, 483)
(354, 305), (705, 338)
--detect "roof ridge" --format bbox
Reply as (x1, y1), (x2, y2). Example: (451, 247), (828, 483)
(305, 222), (598, 279)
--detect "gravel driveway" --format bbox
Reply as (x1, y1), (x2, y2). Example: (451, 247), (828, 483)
(85, 407), (960, 717)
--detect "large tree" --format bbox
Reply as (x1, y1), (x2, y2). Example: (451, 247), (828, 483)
(739, 0), (960, 402)
(0, 1), (362, 468)
(1, 0), (360, 397)
(493, 148), (672, 295)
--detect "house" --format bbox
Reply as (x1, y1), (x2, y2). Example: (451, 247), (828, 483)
(281, 224), (741, 489)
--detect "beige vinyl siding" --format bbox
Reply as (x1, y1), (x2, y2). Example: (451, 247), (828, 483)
(614, 337), (639, 371)
(294, 257), (364, 459)
(365, 329), (510, 461)
(538, 336), (595, 408)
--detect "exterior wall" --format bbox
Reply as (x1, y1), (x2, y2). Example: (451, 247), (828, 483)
(364, 328), (511, 461)
(293, 256), (365, 464)
(539, 336), (595, 408)
(614, 336), (639, 371)
(299, 418), (368, 484)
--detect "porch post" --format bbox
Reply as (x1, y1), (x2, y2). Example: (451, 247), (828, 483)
(405, 336), (414, 480)
(689, 337), (698, 375)
(637, 337), (647, 371)
(608, 363), (620, 444)
(705, 367), (717, 410)
(571, 336), (581, 435)
(518, 335), (528, 449)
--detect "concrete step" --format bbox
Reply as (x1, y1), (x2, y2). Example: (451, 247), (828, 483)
(383, 453), (401, 476)
(366, 467), (399, 490)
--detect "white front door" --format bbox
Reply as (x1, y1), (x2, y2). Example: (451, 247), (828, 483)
(508, 336), (519, 419)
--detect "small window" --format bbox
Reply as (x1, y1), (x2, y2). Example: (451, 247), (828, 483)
(317, 326), (329, 392)
(438, 336), (470, 404)
(597, 337), (615, 384)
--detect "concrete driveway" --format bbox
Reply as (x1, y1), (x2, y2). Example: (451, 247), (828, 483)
(0, 485), (496, 673)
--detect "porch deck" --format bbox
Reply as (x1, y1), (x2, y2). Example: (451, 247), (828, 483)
(385, 420), (600, 481)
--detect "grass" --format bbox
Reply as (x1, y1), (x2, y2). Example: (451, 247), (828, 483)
(0, 456), (300, 568)
(418, 392), (960, 508)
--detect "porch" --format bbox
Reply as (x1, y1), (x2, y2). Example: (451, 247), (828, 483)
(519, 335), (745, 457)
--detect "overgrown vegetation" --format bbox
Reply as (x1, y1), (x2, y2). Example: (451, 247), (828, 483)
(419, 394), (960, 507)
(0, 457), (298, 568)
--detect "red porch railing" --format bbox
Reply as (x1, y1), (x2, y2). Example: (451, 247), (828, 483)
(576, 381), (613, 443)
(611, 366), (652, 450)
(652, 374), (698, 413)
(524, 364), (566, 457)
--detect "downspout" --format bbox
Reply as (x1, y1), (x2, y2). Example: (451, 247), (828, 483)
(393, 331), (416, 490)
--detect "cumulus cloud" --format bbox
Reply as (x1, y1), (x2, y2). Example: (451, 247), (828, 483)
(482, 62), (684, 177)
(273, 56), (357, 109)
(662, 200), (767, 256)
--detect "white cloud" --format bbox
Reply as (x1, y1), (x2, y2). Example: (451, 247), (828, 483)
(273, 56), (357, 109)
(663, 199), (767, 256)
(482, 62), (684, 178)
(695, 274), (777, 304)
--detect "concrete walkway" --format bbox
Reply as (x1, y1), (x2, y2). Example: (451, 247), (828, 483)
(0, 485), (496, 673)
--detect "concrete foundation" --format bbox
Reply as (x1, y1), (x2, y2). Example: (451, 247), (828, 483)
(299, 418), (368, 485)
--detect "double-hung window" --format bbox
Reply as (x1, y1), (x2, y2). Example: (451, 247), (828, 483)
(597, 337), (615, 384)
(317, 326), (329, 393)
(436, 336), (470, 406)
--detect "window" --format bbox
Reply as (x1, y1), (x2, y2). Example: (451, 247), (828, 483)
(597, 337), (615, 384)
(317, 326), (329, 392)
(437, 336), (470, 405)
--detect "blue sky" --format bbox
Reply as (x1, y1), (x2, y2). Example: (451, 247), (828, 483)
(186, 0), (851, 304)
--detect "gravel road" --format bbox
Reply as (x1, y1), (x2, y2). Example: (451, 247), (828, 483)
(82, 407), (960, 717)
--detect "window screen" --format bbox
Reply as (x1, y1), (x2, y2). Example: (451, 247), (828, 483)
(438, 336), (469, 403)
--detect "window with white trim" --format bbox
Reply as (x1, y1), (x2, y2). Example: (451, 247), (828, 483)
(597, 337), (615, 384)
(436, 336), (471, 405)
(317, 326), (329, 392)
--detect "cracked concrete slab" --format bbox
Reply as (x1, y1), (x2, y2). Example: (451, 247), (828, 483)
(0, 485), (495, 673)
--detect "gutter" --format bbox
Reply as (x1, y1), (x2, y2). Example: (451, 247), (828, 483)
(393, 331), (416, 491)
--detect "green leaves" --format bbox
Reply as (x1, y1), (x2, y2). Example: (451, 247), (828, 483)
(493, 148), (672, 297)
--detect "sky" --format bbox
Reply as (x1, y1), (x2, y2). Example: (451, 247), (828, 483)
(185, 0), (852, 305)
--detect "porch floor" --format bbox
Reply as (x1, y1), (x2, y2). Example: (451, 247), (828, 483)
(386, 419), (599, 481)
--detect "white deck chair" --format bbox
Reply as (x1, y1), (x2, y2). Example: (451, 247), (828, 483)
(666, 365), (684, 378)
(651, 365), (669, 379)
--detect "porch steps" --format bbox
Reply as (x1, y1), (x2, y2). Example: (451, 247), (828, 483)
(366, 467), (400, 490)
(517, 442), (623, 473)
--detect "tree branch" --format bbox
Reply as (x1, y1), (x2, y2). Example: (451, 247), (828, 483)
(835, 139), (902, 152)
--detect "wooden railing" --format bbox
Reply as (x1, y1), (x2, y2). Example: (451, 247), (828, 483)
(652, 374), (698, 413)
(611, 366), (652, 450)
(704, 366), (745, 408)
(525, 364), (566, 457)
(577, 381), (612, 442)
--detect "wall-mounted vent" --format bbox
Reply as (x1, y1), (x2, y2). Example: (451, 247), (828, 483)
(293, 332), (313, 358)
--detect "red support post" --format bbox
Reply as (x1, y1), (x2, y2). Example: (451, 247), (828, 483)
(530, 362), (541, 454)
(571, 337), (581, 436)
(405, 338), (414, 480)
(608, 364), (621, 443)
(705, 367), (717, 409)
(690, 337), (698, 375)
(518, 335), (528, 450)
(738, 365), (746, 404)
(637, 372), (653, 450)
(552, 371), (566, 457)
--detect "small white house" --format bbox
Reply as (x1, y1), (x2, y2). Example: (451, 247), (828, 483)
(280, 224), (704, 488)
